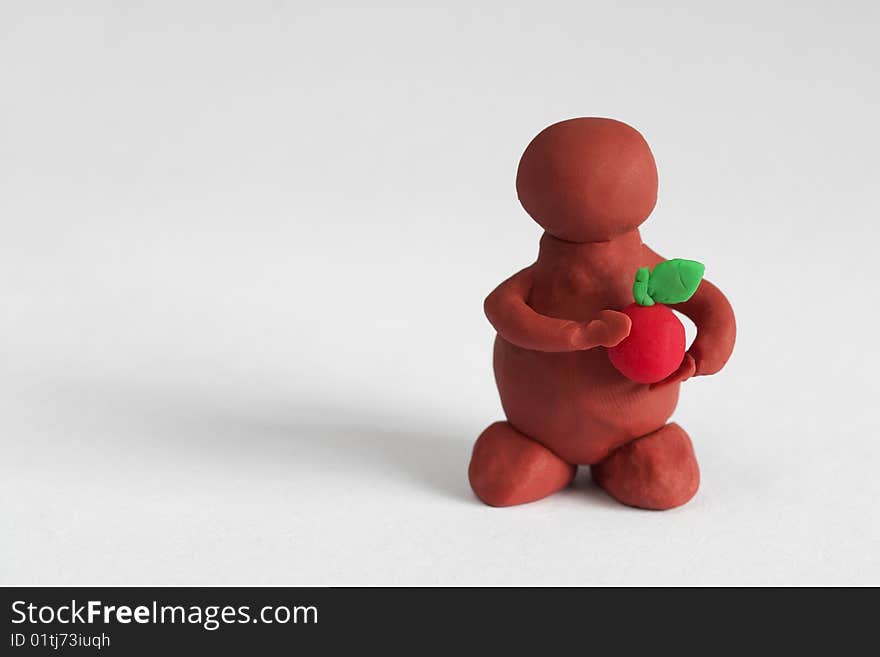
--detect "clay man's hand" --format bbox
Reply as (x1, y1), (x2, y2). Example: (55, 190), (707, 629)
(649, 352), (697, 389)
(572, 310), (631, 349)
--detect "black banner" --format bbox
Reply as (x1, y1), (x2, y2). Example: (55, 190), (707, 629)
(1, 586), (872, 653)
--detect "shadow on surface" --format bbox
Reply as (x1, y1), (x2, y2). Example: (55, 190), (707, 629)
(39, 378), (475, 503)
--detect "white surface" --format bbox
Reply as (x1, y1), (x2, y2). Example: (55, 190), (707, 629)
(2, 1), (878, 585)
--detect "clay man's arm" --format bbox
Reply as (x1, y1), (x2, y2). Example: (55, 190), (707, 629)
(643, 246), (736, 384)
(485, 267), (631, 352)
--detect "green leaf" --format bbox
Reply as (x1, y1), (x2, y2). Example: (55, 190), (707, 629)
(649, 259), (705, 304)
(632, 259), (705, 306)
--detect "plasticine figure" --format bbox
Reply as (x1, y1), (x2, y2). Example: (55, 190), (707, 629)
(469, 118), (736, 510)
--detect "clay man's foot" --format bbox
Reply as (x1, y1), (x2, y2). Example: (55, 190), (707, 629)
(469, 422), (576, 507)
(592, 423), (700, 510)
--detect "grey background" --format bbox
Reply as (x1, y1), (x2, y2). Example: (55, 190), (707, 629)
(2, 1), (878, 585)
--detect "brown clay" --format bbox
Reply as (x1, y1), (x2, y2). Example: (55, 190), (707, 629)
(469, 118), (736, 510)
(591, 423), (700, 510)
(469, 422), (577, 507)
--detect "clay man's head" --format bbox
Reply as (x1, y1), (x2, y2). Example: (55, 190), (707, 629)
(516, 118), (658, 242)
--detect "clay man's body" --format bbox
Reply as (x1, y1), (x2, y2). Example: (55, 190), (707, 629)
(469, 118), (736, 510)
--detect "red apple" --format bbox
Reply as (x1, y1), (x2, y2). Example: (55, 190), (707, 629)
(608, 303), (685, 384)
(607, 259), (704, 384)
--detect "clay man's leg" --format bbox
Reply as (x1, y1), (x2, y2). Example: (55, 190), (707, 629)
(592, 423), (700, 510)
(469, 422), (576, 507)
